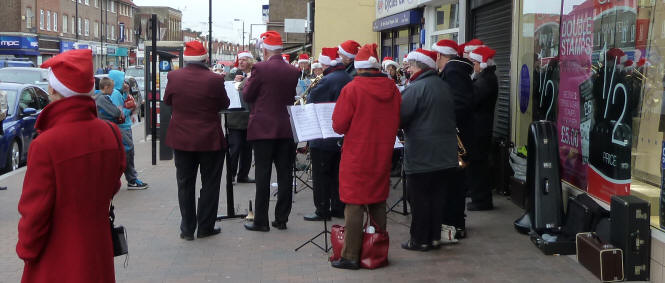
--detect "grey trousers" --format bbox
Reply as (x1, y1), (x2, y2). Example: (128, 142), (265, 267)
(121, 128), (137, 183)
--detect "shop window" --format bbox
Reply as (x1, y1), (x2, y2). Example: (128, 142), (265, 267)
(435, 3), (459, 31)
(46, 11), (50, 31)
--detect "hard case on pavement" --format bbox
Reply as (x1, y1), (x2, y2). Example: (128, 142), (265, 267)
(576, 232), (624, 282)
(610, 195), (650, 281)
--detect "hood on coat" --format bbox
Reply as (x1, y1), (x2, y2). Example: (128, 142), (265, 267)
(353, 73), (398, 102)
(35, 95), (98, 133)
(108, 70), (125, 91)
(443, 56), (473, 77)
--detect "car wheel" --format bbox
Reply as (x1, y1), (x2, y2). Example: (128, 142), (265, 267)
(6, 141), (20, 172)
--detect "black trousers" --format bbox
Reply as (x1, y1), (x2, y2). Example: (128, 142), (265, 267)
(310, 148), (344, 217)
(174, 149), (224, 235)
(252, 139), (295, 226)
(468, 158), (492, 205)
(406, 169), (452, 245)
(227, 129), (253, 179)
(442, 166), (467, 228)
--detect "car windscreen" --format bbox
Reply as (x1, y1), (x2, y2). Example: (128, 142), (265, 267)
(0, 69), (46, 85)
(0, 89), (17, 116)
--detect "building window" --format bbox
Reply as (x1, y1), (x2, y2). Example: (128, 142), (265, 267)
(78, 17), (81, 35)
(85, 0), (89, 5)
(53, 12), (57, 32)
(111, 1), (115, 13)
(95, 0), (98, 8)
(63, 15), (67, 33)
(111, 25), (115, 40)
(84, 19), (89, 36)
(46, 11), (51, 31)
(25, 8), (32, 29)
(94, 21), (98, 37)
(71, 16), (75, 34)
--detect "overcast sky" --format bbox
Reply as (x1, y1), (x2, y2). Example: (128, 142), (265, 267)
(134, 0), (268, 44)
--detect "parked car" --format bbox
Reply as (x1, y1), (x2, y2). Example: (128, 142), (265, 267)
(0, 83), (49, 172)
(0, 67), (49, 91)
(0, 59), (36, 68)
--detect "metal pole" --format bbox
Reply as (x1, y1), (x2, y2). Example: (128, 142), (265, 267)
(151, 14), (157, 165)
(242, 21), (245, 49)
(208, 0), (212, 65)
(75, 1), (79, 41)
(100, 0), (103, 68)
(105, 1), (108, 67)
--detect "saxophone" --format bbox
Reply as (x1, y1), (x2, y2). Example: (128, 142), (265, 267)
(295, 74), (323, 105)
(457, 128), (468, 168)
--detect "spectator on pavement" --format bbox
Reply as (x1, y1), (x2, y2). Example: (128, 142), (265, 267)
(164, 41), (229, 240)
(331, 43), (401, 270)
(94, 77), (124, 124)
(400, 48), (458, 251)
(109, 70), (149, 190)
(242, 31), (299, 232)
(17, 49), (125, 283)
(467, 46), (499, 211)
(226, 51), (255, 184)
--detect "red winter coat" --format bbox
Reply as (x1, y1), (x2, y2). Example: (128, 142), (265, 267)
(332, 73), (401, 204)
(17, 95), (126, 283)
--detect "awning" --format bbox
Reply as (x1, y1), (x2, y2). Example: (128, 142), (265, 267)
(282, 44), (312, 55)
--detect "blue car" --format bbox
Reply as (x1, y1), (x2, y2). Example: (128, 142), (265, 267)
(0, 83), (49, 172)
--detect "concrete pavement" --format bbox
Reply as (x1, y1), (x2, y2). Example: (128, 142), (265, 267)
(0, 122), (598, 282)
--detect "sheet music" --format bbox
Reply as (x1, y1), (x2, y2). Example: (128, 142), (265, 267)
(287, 104), (323, 142)
(224, 81), (243, 109)
(314, 103), (343, 139)
(394, 137), (404, 149)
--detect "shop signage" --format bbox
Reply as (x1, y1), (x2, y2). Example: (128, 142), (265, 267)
(373, 9), (422, 31)
(0, 36), (38, 50)
(661, 141), (665, 169)
(376, 0), (431, 19)
(520, 65), (530, 113)
(107, 46), (117, 56)
(262, 5), (269, 24)
(60, 40), (76, 53)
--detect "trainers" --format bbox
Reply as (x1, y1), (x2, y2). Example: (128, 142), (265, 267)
(127, 179), (149, 190)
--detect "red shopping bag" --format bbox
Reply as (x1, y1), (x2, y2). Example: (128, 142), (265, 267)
(359, 212), (389, 269)
(329, 224), (345, 262)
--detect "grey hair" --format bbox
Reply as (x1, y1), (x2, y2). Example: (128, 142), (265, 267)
(408, 60), (431, 71)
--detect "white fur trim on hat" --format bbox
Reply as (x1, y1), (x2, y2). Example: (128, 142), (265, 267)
(432, 45), (458, 56)
(311, 62), (323, 69)
(298, 59), (310, 64)
(407, 52), (436, 69)
(354, 56), (379, 69)
(468, 52), (483, 64)
(318, 54), (339, 66)
(382, 60), (400, 70)
(183, 54), (208, 62)
(464, 45), (482, 53)
(47, 68), (93, 97)
(338, 45), (356, 59)
(238, 52), (253, 59)
(261, 42), (283, 51)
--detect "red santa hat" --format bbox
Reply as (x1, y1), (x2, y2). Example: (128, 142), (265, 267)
(637, 57), (649, 68)
(318, 47), (341, 66)
(234, 50), (254, 67)
(463, 39), (484, 54)
(432, 39), (459, 56)
(311, 60), (323, 69)
(354, 43), (380, 69)
(468, 46), (496, 69)
(40, 49), (94, 97)
(382, 56), (399, 70)
(403, 54), (408, 63)
(282, 54), (290, 63)
(298, 53), (310, 64)
(338, 40), (361, 59)
(183, 40), (208, 62)
(406, 48), (438, 69)
(258, 31), (283, 51)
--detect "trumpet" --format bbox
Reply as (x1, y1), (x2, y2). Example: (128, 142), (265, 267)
(457, 129), (468, 168)
(295, 74), (323, 105)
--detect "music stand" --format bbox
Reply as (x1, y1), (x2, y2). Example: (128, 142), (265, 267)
(387, 145), (409, 216)
(217, 110), (247, 221)
(293, 145), (313, 193)
(295, 215), (331, 252)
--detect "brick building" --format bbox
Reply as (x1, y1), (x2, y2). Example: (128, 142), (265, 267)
(134, 6), (182, 42)
(0, 0), (137, 69)
(266, 0), (312, 57)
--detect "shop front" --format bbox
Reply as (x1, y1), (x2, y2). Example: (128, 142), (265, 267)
(37, 36), (60, 65)
(0, 34), (39, 63)
(374, 9), (423, 60)
(512, 0), (665, 278)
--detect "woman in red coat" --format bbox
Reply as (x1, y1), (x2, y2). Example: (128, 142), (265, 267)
(16, 49), (125, 283)
(331, 44), (401, 270)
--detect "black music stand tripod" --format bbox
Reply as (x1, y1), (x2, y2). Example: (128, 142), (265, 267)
(217, 110), (247, 221)
(387, 146), (409, 215)
(295, 214), (331, 252)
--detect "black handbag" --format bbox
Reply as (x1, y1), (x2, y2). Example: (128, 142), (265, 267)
(106, 121), (128, 257)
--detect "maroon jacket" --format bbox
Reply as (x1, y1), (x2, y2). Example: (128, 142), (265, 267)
(17, 96), (125, 283)
(242, 55), (300, 141)
(164, 63), (230, 151)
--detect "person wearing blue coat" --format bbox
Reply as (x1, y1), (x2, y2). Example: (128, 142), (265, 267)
(109, 70), (149, 190)
(303, 47), (352, 221)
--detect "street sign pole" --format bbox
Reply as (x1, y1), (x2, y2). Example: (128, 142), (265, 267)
(151, 14), (157, 166)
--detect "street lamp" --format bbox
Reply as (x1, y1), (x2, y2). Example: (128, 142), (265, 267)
(233, 19), (245, 49)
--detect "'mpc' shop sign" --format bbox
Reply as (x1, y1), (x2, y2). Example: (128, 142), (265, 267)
(0, 36), (38, 50)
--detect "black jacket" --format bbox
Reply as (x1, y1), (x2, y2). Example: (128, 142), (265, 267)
(345, 61), (357, 77)
(471, 65), (499, 160)
(440, 57), (474, 156)
(307, 64), (352, 151)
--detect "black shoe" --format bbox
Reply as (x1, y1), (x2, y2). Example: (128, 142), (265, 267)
(401, 240), (430, 251)
(236, 177), (255, 183)
(331, 257), (360, 270)
(271, 221), (287, 230)
(455, 228), (467, 239)
(197, 227), (221, 238)
(180, 233), (194, 241)
(244, 222), (270, 232)
(467, 202), (493, 211)
(303, 213), (330, 221)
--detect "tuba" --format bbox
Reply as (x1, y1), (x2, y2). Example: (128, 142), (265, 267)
(295, 74), (323, 105)
(457, 128), (468, 168)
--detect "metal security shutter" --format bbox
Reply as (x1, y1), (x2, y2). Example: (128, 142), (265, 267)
(471, 0), (512, 139)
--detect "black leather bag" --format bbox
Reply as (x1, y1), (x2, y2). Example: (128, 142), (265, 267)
(106, 121), (128, 257)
